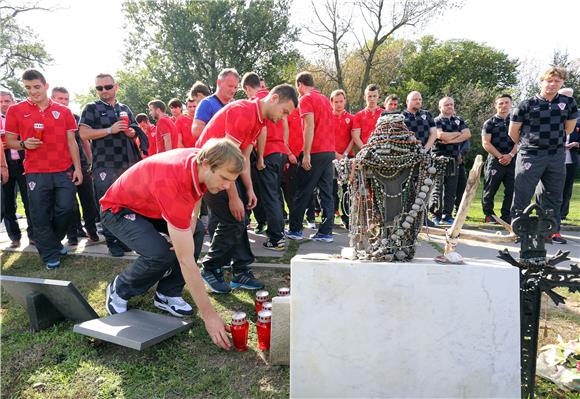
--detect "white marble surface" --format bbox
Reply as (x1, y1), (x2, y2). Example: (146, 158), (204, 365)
(270, 295), (291, 365)
(290, 255), (521, 398)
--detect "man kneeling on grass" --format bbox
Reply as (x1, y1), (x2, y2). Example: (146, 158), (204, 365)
(100, 138), (244, 350)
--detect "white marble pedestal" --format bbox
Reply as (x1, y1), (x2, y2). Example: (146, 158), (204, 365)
(290, 255), (521, 398)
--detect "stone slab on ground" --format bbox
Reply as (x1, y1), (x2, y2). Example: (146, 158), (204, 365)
(73, 309), (193, 350)
(269, 295), (291, 365)
(290, 255), (521, 398)
(0, 275), (98, 322)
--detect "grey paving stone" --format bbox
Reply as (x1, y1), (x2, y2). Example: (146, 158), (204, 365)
(73, 309), (193, 350)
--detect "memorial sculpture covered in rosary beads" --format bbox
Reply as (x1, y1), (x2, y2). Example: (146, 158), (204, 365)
(335, 113), (448, 261)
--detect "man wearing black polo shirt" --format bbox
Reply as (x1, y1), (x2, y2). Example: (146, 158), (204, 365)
(509, 67), (578, 244)
(401, 91), (437, 149)
(79, 73), (148, 256)
(481, 94), (516, 224)
(191, 68), (239, 141)
(430, 96), (471, 225)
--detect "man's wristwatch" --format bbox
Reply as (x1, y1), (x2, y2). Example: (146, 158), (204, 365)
(20, 141), (26, 149)
(106, 127), (112, 135)
(508, 153), (514, 158)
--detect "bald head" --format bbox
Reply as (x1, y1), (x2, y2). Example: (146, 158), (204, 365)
(406, 91), (423, 112)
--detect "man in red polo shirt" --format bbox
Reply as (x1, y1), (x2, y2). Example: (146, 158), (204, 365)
(168, 98), (183, 122)
(195, 84), (298, 294)
(286, 71), (335, 242)
(101, 138), (244, 350)
(5, 69), (82, 269)
(136, 113), (157, 156)
(176, 98), (197, 148)
(330, 89), (353, 229)
(352, 84), (382, 150)
(242, 72), (289, 250)
(149, 100), (177, 153)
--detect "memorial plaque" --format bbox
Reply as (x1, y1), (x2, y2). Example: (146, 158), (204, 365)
(1, 275), (98, 330)
(73, 309), (193, 350)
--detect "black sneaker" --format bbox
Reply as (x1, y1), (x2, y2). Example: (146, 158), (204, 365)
(230, 270), (264, 290)
(108, 242), (125, 257)
(117, 240), (132, 252)
(87, 230), (100, 242)
(153, 292), (194, 317)
(551, 233), (567, 244)
(77, 228), (88, 238)
(263, 239), (285, 251)
(201, 268), (231, 294)
(67, 237), (78, 246)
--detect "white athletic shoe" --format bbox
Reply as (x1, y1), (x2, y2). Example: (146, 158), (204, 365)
(154, 292), (194, 317)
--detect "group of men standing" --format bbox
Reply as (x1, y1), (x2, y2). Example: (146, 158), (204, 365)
(0, 65), (577, 350)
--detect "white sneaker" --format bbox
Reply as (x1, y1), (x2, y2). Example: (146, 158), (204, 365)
(306, 222), (316, 229)
(154, 292), (194, 317)
(106, 277), (128, 315)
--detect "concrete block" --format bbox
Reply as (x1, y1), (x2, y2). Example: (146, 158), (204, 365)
(290, 256), (521, 398)
(74, 309), (193, 350)
(270, 295), (291, 365)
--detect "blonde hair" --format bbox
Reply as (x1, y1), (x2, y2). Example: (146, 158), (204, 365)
(330, 89), (346, 100)
(540, 67), (567, 81)
(196, 138), (244, 174)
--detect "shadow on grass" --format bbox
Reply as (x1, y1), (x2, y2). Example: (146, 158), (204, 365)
(1, 252), (290, 399)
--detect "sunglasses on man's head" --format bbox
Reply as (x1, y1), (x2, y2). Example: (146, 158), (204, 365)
(95, 84), (114, 91)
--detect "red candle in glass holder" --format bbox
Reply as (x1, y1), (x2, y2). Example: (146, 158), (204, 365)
(256, 309), (272, 351)
(255, 290), (269, 314)
(262, 302), (272, 313)
(119, 111), (130, 130)
(277, 287), (290, 297)
(230, 311), (249, 352)
(33, 123), (44, 140)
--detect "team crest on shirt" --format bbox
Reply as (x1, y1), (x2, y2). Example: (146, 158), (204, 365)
(28, 181), (36, 191)
(52, 111), (60, 119)
(124, 213), (136, 221)
(491, 169), (497, 176)
(455, 119), (460, 125)
(421, 114), (427, 120)
(99, 172), (107, 181)
(558, 102), (566, 110)
(345, 118), (350, 124)
(524, 162), (532, 170)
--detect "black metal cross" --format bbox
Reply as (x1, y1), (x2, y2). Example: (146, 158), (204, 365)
(497, 203), (580, 399)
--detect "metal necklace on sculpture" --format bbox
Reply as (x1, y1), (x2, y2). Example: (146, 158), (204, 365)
(335, 113), (448, 261)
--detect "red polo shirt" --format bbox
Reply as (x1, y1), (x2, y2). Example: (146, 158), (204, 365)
(252, 89), (287, 157)
(299, 89), (334, 154)
(145, 124), (157, 157)
(353, 107), (381, 145)
(156, 115), (178, 153)
(332, 110), (354, 155)
(100, 148), (206, 231)
(195, 98), (265, 151)
(175, 115), (195, 148)
(4, 99), (77, 173)
(287, 108), (303, 157)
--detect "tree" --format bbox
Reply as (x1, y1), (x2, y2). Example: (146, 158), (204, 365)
(0, 1), (54, 97)
(352, 0), (458, 106)
(301, 0), (355, 98)
(121, 0), (300, 103)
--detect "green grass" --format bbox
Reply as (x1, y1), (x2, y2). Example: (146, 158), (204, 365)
(1, 253), (290, 399)
(3, 253), (579, 398)
(465, 180), (580, 226)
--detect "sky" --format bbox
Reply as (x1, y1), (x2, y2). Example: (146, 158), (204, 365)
(12, 0), (580, 113)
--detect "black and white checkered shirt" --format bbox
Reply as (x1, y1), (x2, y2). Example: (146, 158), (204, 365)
(433, 115), (469, 159)
(79, 100), (140, 170)
(402, 109), (435, 146)
(511, 94), (578, 155)
(482, 115), (514, 154)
